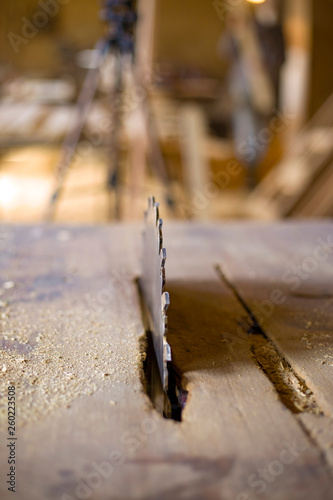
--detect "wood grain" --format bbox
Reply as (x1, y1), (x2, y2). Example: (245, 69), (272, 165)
(214, 221), (333, 479)
(0, 222), (332, 499)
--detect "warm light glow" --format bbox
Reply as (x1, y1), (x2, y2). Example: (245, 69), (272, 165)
(246, 0), (266, 3)
(0, 177), (18, 206)
(0, 175), (52, 215)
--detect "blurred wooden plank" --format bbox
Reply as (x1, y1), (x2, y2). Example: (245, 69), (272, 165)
(136, 0), (157, 79)
(248, 93), (333, 218)
(178, 105), (210, 219)
(291, 160), (333, 216)
(0, 103), (45, 136)
(0, 102), (109, 146)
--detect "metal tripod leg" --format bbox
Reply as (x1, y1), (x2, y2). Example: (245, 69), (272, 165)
(106, 51), (123, 220)
(45, 39), (108, 222)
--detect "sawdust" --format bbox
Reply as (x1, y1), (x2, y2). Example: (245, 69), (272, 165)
(251, 334), (322, 415)
(0, 285), (143, 427)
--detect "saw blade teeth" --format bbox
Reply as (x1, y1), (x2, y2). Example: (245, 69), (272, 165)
(161, 247), (167, 267)
(142, 196), (171, 391)
(160, 248), (167, 291)
(158, 218), (163, 251)
(161, 271), (166, 293)
(164, 340), (172, 362)
(154, 198), (160, 223)
(163, 314), (168, 333)
(162, 291), (170, 314)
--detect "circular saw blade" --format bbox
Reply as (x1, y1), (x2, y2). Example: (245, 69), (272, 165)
(141, 196), (171, 391)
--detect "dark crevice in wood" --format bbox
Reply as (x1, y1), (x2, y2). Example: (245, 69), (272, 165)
(296, 417), (333, 480)
(215, 265), (258, 326)
(215, 265), (323, 415)
(135, 278), (183, 422)
(215, 264), (333, 479)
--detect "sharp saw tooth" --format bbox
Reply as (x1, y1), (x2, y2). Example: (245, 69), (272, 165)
(160, 248), (167, 291)
(142, 196), (171, 391)
(162, 292), (170, 314)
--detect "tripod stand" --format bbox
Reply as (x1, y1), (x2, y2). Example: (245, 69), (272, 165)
(46, 0), (174, 221)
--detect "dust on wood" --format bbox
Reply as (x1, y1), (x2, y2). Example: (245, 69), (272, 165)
(250, 334), (322, 415)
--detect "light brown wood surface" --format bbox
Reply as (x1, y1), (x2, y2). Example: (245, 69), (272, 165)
(0, 222), (333, 499)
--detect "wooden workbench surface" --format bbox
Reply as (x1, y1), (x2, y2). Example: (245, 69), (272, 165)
(1, 221), (333, 500)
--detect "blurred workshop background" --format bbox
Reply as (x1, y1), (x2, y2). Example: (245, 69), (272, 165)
(0, 0), (332, 223)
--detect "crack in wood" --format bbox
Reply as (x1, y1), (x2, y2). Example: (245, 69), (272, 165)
(297, 416), (333, 479)
(215, 265), (258, 326)
(215, 263), (333, 481)
(250, 335), (322, 415)
(215, 265), (323, 415)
